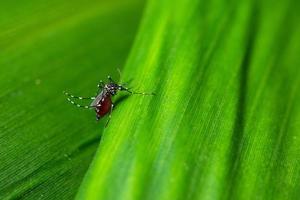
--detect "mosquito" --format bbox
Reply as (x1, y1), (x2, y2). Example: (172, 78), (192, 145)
(64, 75), (154, 127)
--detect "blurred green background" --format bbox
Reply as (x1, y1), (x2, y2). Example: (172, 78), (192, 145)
(0, 0), (145, 199)
(0, 0), (300, 199)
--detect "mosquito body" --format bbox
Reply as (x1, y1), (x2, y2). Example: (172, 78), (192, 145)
(64, 76), (154, 127)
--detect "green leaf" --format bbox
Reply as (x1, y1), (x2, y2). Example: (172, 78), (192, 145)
(0, 0), (144, 199)
(77, 0), (300, 199)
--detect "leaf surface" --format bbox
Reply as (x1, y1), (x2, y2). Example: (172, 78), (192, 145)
(77, 0), (300, 199)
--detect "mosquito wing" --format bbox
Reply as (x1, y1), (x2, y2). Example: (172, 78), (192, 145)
(90, 91), (105, 107)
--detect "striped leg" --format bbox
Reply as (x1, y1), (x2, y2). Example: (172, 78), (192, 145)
(107, 75), (114, 83)
(66, 98), (94, 109)
(97, 81), (105, 94)
(120, 86), (155, 96)
(117, 68), (122, 81)
(64, 91), (96, 100)
(105, 104), (114, 127)
(98, 80), (104, 88)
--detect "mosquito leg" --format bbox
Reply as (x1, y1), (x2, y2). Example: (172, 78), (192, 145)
(66, 98), (94, 109)
(117, 68), (122, 82)
(96, 115), (101, 121)
(107, 75), (115, 83)
(64, 91), (96, 100)
(120, 86), (155, 95)
(97, 80), (105, 94)
(105, 104), (114, 127)
(98, 80), (104, 88)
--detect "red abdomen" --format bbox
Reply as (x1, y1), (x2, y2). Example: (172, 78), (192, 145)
(95, 96), (112, 118)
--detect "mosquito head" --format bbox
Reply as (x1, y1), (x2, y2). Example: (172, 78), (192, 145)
(105, 82), (121, 96)
(105, 75), (154, 96)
